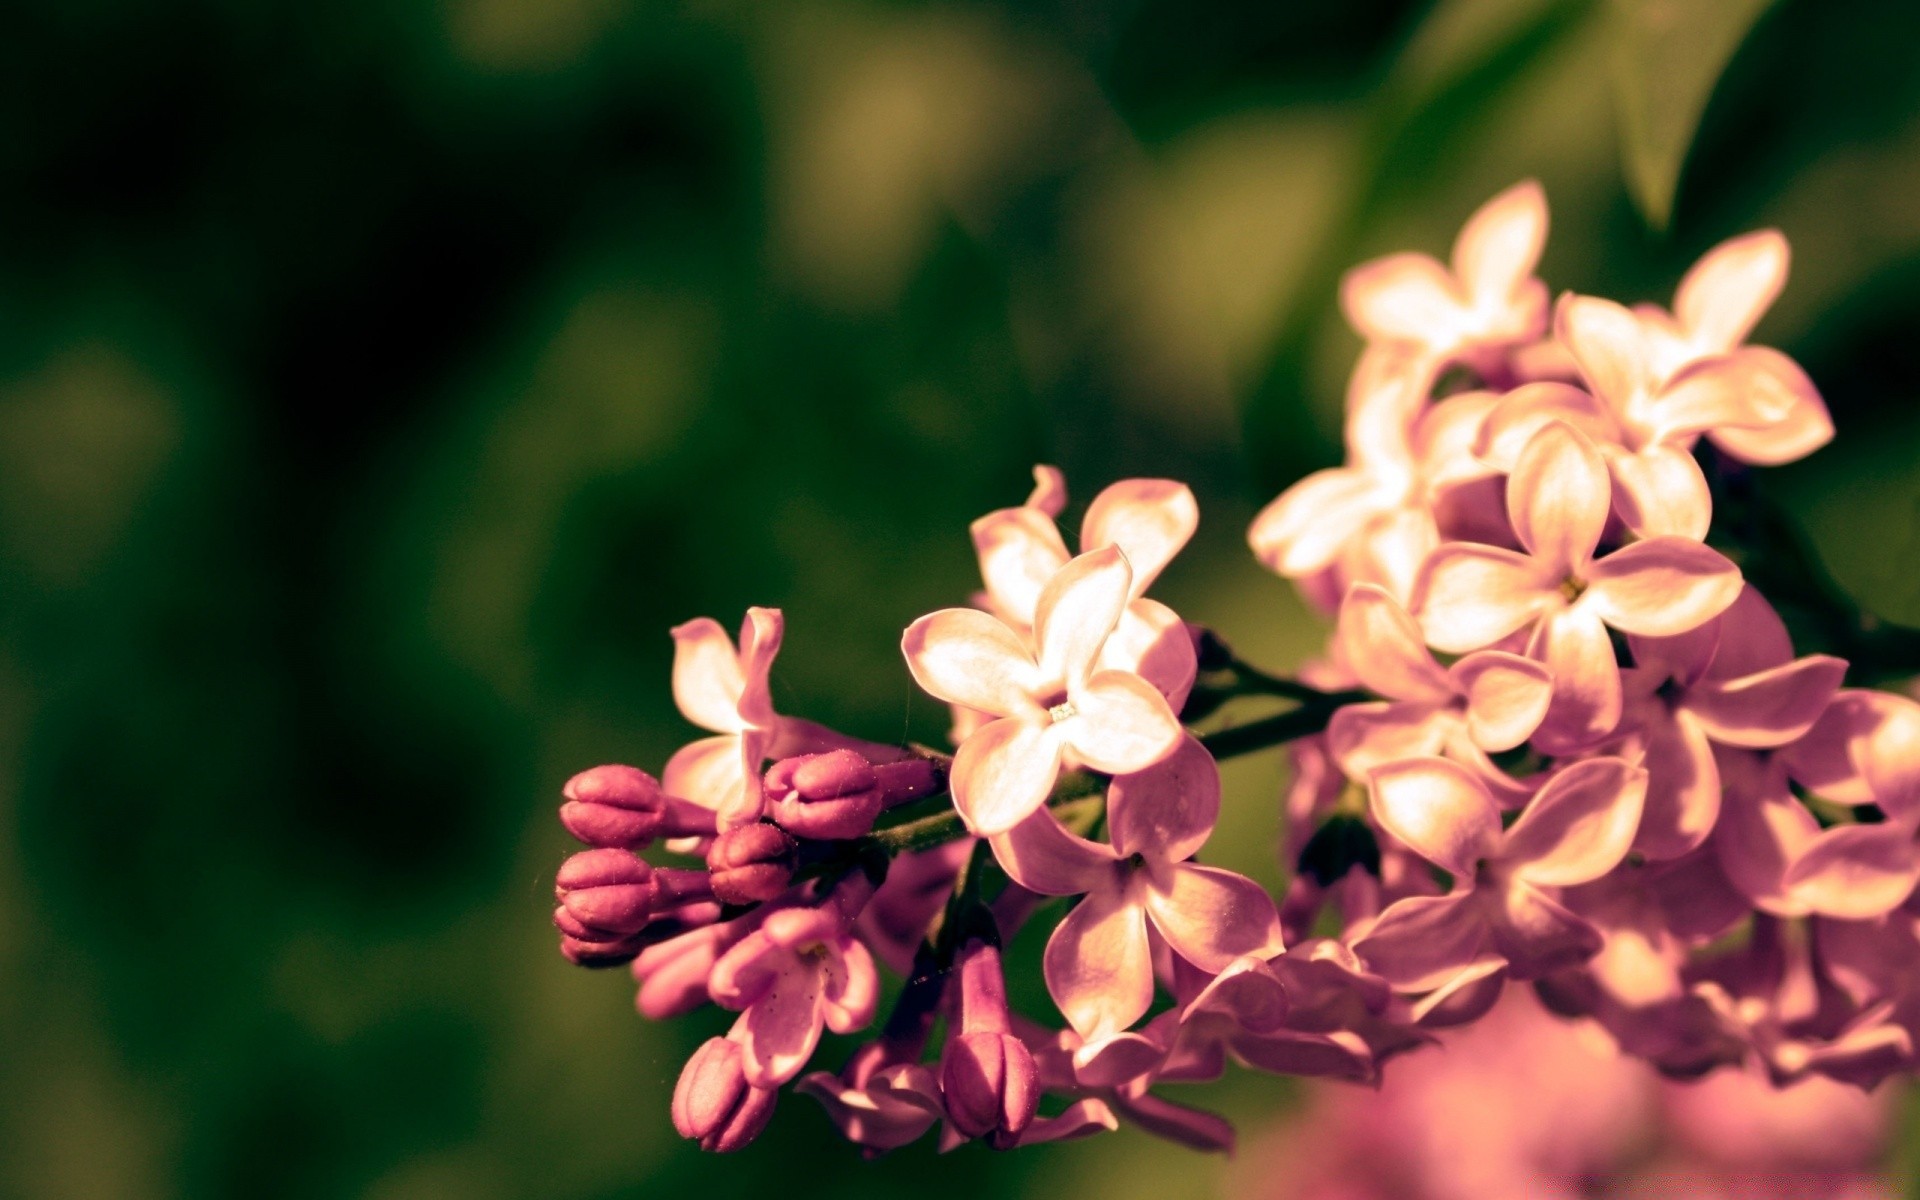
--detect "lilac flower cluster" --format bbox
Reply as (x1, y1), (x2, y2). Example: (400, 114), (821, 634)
(550, 182), (1920, 1156)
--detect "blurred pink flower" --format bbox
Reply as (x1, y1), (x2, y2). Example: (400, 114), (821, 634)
(1340, 179), (1551, 375)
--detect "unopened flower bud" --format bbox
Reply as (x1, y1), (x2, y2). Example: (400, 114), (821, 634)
(941, 1032), (1037, 1147)
(672, 1036), (778, 1153)
(767, 750), (885, 839)
(939, 938), (1036, 1147)
(558, 931), (647, 968)
(706, 824), (797, 906)
(559, 764), (718, 847)
(554, 848), (654, 937)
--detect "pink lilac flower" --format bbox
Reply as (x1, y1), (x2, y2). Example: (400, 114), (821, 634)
(1353, 756), (1647, 988)
(1614, 585), (1846, 859)
(991, 736), (1283, 1041)
(1633, 229), (1835, 467)
(1327, 582), (1552, 790)
(1339, 179), (1550, 381)
(706, 882), (881, 1086)
(967, 469), (1200, 713)
(1246, 349), (1441, 608)
(1779, 690), (1920, 918)
(1479, 296), (1820, 540)
(663, 607), (786, 829)
(1415, 420), (1743, 749)
(902, 545), (1183, 834)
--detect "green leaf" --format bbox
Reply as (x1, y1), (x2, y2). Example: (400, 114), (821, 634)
(1608, 0), (1775, 229)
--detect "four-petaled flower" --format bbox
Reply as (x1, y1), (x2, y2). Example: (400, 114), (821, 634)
(903, 545), (1183, 835)
(1415, 420), (1743, 750)
(992, 737), (1284, 1041)
(1354, 756), (1648, 988)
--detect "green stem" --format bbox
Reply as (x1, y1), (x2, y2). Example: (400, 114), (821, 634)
(1197, 693), (1363, 759)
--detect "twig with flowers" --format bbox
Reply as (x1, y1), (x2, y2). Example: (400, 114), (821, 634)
(549, 181), (1920, 1158)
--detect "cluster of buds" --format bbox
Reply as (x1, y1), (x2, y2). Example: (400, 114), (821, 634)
(551, 181), (1920, 1157)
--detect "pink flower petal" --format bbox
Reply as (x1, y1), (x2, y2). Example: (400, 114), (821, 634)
(1015, 1099), (1122, 1146)
(663, 733), (751, 822)
(1785, 823), (1920, 920)
(1336, 583), (1451, 703)
(1500, 757), (1647, 886)
(1043, 885), (1154, 1039)
(1778, 689), (1902, 807)
(1581, 536), (1743, 637)
(970, 506), (1070, 629)
(1704, 348), (1832, 465)
(901, 608), (1041, 718)
(795, 1064), (943, 1151)
(1634, 707), (1722, 860)
(1340, 252), (1464, 346)
(1062, 669), (1182, 776)
(1328, 701), (1448, 779)
(1674, 229), (1788, 355)
(1181, 957), (1291, 1034)
(1449, 650), (1552, 752)
(1451, 179), (1548, 312)
(989, 808), (1119, 897)
(1143, 862), (1284, 974)
(1414, 543), (1555, 654)
(1714, 750), (1821, 915)
(1100, 598), (1198, 710)
(1703, 584), (1793, 680)
(1609, 443), (1712, 541)
(734, 608), (784, 729)
(739, 965), (827, 1087)
(1476, 382), (1619, 473)
(1555, 293), (1652, 411)
(1034, 546), (1133, 688)
(1367, 757), (1500, 877)
(1528, 607), (1624, 750)
(1685, 654), (1848, 749)
(821, 938), (879, 1034)
(1080, 479), (1198, 598)
(1025, 464), (1068, 516)
(1229, 1028), (1373, 1081)
(1507, 420), (1610, 573)
(1107, 734), (1220, 862)
(1352, 891), (1489, 992)
(669, 617), (748, 733)
(950, 716), (1064, 836)
(1247, 466), (1390, 577)
(1489, 880), (1602, 979)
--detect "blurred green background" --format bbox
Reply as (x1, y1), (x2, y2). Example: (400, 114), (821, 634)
(4, 1), (1920, 1197)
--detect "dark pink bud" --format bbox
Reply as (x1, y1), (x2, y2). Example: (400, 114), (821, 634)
(940, 1031), (1036, 1147)
(706, 824), (797, 906)
(766, 750), (884, 839)
(939, 938), (1035, 1146)
(559, 764), (718, 847)
(672, 1036), (778, 1152)
(558, 931), (647, 968)
(554, 848), (654, 937)
(559, 765), (666, 847)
